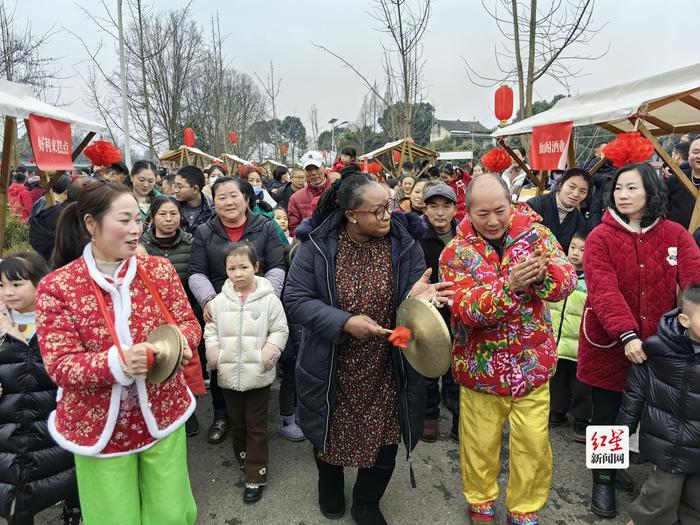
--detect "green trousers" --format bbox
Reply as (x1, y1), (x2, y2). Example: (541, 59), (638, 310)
(74, 427), (197, 525)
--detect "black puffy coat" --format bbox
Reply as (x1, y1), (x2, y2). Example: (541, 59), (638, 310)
(284, 210), (427, 457)
(140, 228), (193, 285)
(526, 191), (587, 252)
(616, 310), (700, 474)
(28, 203), (65, 261)
(666, 166), (699, 229)
(694, 227), (700, 248)
(0, 333), (78, 519)
(188, 213), (286, 295)
(588, 161), (616, 228)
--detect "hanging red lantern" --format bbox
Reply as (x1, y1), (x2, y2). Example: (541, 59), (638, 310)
(602, 132), (654, 168)
(281, 144), (288, 156)
(495, 85), (514, 124)
(183, 127), (195, 147)
(480, 147), (512, 173)
(392, 150), (401, 163)
(229, 131), (238, 145)
(83, 141), (122, 166)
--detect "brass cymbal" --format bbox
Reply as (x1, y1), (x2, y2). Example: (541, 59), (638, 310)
(395, 298), (452, 378)
(145, 324), (185, 384)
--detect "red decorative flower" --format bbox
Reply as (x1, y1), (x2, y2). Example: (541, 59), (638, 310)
(603, 132), (654, 168)
(367, 161), (382, 174)
(83, 141), (122, 167)
(387, 326), (413, 349)
(480, 147), (512, 173)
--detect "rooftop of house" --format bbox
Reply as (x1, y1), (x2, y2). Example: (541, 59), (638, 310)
(434, 119), (493, 134)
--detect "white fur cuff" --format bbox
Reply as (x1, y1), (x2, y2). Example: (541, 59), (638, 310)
(107, 345), (135, 386)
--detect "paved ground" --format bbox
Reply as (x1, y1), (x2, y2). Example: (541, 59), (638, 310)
(29, 383), (647, 525)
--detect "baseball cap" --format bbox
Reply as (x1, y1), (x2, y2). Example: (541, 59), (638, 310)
(301, 151), (325, 170)
(423, 182), (457, 204)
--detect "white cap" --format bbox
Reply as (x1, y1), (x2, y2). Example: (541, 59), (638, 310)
(301, 150), (325, 169)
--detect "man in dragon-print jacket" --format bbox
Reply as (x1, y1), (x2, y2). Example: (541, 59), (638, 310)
(439, 174), (577, 525)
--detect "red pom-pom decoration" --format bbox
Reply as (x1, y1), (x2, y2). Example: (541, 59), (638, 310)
(83, 141), (122, 167)
(602, 132), (654, 168)
(387, 326), (413, 349)
(367, 161), (382, 174)
(480, 147), (512, 173)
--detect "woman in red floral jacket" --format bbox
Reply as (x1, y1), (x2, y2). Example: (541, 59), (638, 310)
(578, 163), (700, 519)
(36, 182), (201, 525)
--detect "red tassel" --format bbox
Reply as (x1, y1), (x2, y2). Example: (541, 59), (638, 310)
(387, 326), (413, 348)
(480, 147), (512, 173)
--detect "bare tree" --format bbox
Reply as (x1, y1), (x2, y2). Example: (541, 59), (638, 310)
(308, 104), (320, 149)
(255, 62), (282, 156)
(0, 1), (58, 99)
(464, 0), (608, 119)
(313, 0), (431, 139)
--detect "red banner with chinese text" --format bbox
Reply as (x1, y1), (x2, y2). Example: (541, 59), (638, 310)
(27, 114), (74, 171)
(530, 121), (573, 171)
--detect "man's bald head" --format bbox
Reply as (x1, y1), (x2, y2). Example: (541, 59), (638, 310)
(466, 173), (512, 240)
(465, 173), (511, 212)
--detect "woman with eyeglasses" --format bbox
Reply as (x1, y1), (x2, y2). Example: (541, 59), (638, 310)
(285, 173), (452, 524)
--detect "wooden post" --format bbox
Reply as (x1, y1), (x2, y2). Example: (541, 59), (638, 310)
(637, 122), (699, 231)
(567, 137), (576, 168)
(72, 131), (95, 161)
(497, 138), (541, 189)
(0, 116), (17, 256)
(588, 156), (608, 176)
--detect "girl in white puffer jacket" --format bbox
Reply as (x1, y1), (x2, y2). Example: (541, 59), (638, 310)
(204, 242), (288, 504)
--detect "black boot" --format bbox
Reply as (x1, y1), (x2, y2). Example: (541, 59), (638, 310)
(207, 410), (229, 444)
(315, 452), (345, 519)
(61, 504), (82, 525)
(591, 470), (616, 519)
(351, 446), (396, 525)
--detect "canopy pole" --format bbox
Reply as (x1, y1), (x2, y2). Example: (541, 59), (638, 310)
(0, 116), (17, 256)
(73, 132), (96, 161)
(588, 156), (607, 176)
(637, 122), (699, 232)
(567, 136), (576, 168)
(497, 138), (542, 191)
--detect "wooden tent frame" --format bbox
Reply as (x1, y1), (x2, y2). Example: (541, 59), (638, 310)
(220, 153), (252, 175)
(360, 138), (438, 178)
(496, 118), (700, 231)
(0, 119), (100, 256)
(159, 145), (222, 169)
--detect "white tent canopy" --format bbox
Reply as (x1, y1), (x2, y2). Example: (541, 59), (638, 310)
(221, 153), (251, 165)
(0, 79), (107, 133)
(360, 139), (405, 160)
(493, 62), (700, 137)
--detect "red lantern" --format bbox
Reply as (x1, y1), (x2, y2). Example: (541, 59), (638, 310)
(495, 85), (514, 124)
(480, 147), (512, 173)
(83, 141), (122, 167)
(392, 150), (401, 163)
(281, 144), (288, 156)
(229, 131), (238, 145)
(183, 127), (195, 147)
(602, 132), (654, 168)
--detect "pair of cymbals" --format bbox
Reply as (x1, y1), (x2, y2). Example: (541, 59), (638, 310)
(395, 298), (452, 379)
(145, 324), (186, 384)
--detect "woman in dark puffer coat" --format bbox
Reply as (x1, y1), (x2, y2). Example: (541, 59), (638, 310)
(284, 174), (452, 524)
(0, 253), (80, 525)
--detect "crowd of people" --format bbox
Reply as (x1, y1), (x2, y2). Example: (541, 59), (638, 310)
(0, 137), (699, 525)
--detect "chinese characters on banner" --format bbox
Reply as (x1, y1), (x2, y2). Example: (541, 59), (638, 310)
(529, 121), (574, 171)
(586, 425), (629, 469)
(27, 114), (74, 171)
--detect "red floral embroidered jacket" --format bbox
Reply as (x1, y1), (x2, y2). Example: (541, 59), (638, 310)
(440, 205), (577, 398)
(36, 254), (201, 455)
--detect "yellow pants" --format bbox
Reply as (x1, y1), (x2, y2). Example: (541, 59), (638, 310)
(459, 383), (552, 517)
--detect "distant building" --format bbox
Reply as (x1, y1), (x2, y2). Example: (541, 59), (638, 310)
(430, 119), (495, 149)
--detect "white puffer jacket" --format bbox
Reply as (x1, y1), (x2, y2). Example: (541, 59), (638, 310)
(204, 276), (289, 391)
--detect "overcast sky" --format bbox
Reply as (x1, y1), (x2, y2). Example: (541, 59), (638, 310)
(11, 0), (699, 139)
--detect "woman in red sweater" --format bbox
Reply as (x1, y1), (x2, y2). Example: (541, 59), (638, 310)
(577, 163), (700, 519)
